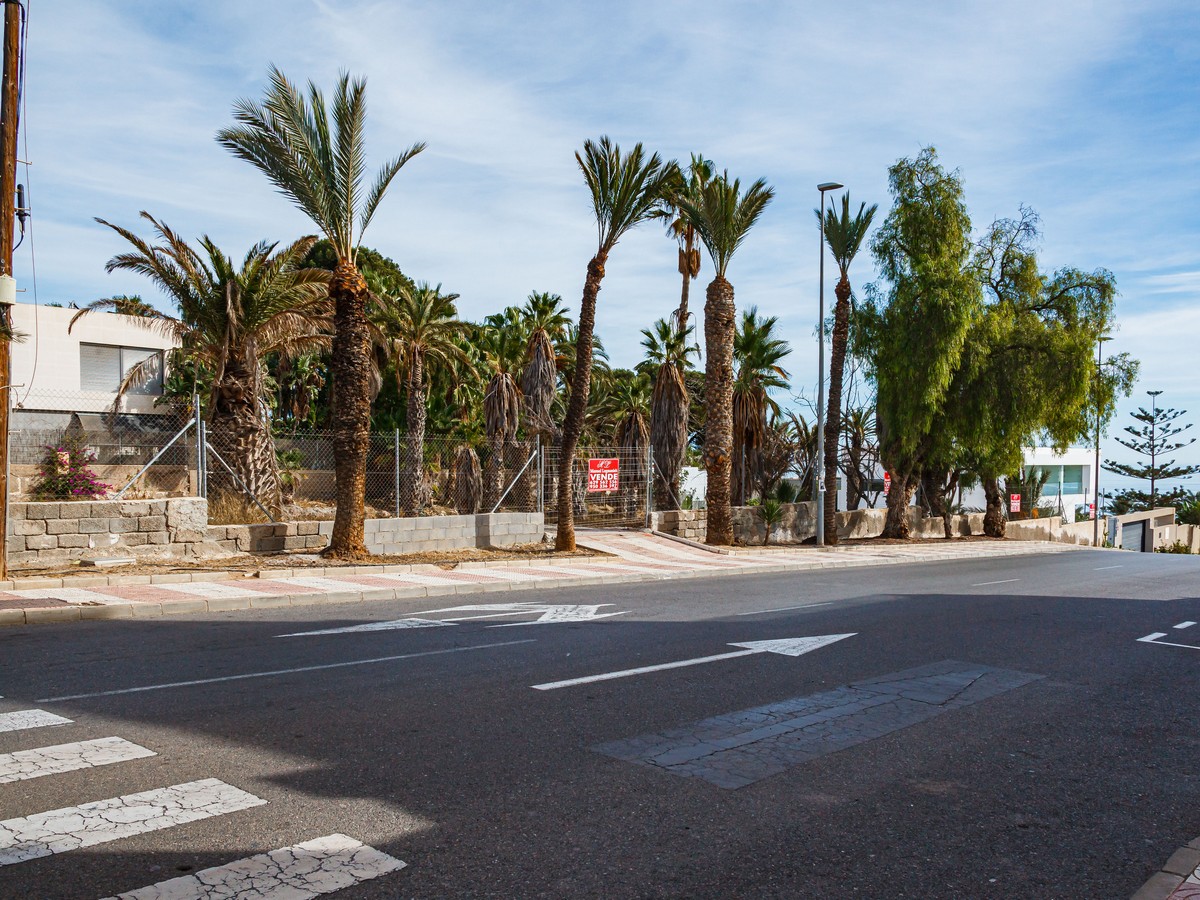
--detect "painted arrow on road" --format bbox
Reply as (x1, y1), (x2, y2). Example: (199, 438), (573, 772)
(531, 634), (856, 691)
(278, 603), (625, 637)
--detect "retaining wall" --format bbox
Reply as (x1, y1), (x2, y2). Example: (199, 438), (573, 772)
(7, 499), (545, 566)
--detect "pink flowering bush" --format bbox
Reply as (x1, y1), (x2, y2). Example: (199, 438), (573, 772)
(30, 438), (110, 501)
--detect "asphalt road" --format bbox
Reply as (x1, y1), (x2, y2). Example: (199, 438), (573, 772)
(2, 547), (1199, 898)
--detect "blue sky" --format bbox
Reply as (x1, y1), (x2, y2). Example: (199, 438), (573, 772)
(13, 0), (1200, 489)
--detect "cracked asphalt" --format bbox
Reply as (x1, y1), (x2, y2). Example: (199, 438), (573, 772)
(2, 546), (1199, 897)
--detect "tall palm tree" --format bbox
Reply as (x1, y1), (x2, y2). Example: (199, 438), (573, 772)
(216, 65), (425, 558)
(657, 154), (714, 329)
(74, 213), (331, 509)
(556, 137), (673, 551)
(639, 318), (699, 508)
(372, 283), (468, 514)
(818, 194), (878, 543)
(599, 372), (652, 518)
(678, 172), (774, 545)
(477, 312), (526, 510)
(731, 307), (791, 506)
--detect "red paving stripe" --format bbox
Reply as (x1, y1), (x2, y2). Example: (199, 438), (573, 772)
(100, 586), (190, 603)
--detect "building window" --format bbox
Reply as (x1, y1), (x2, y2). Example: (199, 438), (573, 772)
(1061, 465), (1084, 494)
(79, 344), (164, 395)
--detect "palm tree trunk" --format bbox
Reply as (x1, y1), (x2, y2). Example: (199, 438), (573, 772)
(209, 356), (281, 513)
(401, 354), (426, 515)
(651, 365), (686, 510)
(703, 275), (736, 545)
(983, 476), (1006, 537)
(822, 275), (853, 544)
(675, 227), (694, 327)
(556, 253), (606, 551)
(326, 261), (372, 559)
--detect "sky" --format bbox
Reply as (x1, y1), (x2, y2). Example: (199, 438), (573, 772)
(11, 0), (1200, 492)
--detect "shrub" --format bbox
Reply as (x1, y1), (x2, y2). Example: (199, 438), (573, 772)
(1155, 540), (1194, 555)
(30, 438), (110, 501)
(758, 498), (784, 546)
(774, 481), (799, 504)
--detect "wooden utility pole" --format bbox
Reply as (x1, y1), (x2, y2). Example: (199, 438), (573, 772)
(0, 0), (21, 580)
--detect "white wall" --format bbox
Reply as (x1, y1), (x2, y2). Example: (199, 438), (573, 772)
(9, 303), (178, 414)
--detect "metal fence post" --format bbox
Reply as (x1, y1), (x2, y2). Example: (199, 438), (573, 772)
(645, 445), (654, 529)
(393, 428), (400, 519)
(198, 419), (207, 499)
(193, 394), (203, 498)
(536, 435), (544, 514)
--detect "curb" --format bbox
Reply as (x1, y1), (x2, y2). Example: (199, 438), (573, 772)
(1133, 837), (1200, 899)
(0, 541), (1085, 628)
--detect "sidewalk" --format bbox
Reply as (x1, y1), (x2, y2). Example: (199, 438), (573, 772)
(0, 531), (1083, 627)
(1135, 838), (1200, 899)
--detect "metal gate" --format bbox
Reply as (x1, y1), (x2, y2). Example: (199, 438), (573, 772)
(542, 445), (652, 529)
(1121, 519), (1146, 552)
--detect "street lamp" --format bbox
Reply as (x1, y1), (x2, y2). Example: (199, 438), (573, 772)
(1093, 335), (1111, 547)
(1148, 389), (1163, 511)
(815, 181), (843, 547)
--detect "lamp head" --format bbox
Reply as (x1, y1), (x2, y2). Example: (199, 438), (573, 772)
(1148, 390), (1163, 397)
(817, 182), (844, 192)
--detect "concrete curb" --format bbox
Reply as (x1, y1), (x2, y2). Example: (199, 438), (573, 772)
(0, 541), (1085, 627)
(1133, 837), (1200, 899)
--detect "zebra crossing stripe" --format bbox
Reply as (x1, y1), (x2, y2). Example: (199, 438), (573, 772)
(0, 737), (155, 784)
(0, 778), (265, 866)
(101, 833), (406, 899)
(0, 709), (72, 733)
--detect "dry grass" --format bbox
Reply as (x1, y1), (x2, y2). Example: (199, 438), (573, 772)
(206, 492), (271, 525)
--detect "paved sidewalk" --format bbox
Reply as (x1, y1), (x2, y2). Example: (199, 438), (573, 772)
(0, 532), (1082, 626)
(1135, 838), (1200, 899)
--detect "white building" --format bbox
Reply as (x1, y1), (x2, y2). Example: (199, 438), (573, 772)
(9, 302), (177, 427)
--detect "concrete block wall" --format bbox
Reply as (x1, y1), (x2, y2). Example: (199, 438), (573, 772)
(7, 498), (219, 565)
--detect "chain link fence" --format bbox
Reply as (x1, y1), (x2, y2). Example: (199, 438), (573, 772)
(542, 445), (653, 529)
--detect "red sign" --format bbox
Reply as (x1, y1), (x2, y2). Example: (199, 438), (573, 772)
(1089, 502), (1096, 520)
(1010, 493), (1021, 513)
(883, 471), (891, 496)
(587, 458), (620, 493)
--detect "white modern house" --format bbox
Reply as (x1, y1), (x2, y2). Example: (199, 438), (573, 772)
(9, 302), (177, 427)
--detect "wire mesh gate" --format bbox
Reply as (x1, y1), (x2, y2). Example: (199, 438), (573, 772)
(541, 445), (653, 529)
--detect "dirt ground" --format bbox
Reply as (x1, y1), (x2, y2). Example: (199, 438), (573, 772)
(10, 543), (603, 580)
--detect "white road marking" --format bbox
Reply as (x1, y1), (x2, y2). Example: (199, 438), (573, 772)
(971, 579), (1021, 587)
(1137, 633), (1200, 651)
(278, 618), (453, 637)
(735, 602), (833, 616)
(0, 778), (265, 866)
(101, 833), (406, 900)
(1174, 621), (1197, 629)
(532, 634), (855, 690)
(490, 605), (628, 627)
(0, 709), (72, 733)
(0, 737), (155, 784)
(37, 640), (536, 702)
(1094, 565), (1124, 570)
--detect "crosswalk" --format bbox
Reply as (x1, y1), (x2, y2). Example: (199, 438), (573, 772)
(0, 696), (408, 897)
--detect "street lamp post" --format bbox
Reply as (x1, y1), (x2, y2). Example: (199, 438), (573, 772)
(815, 181), (843, 546)
(1148, 389), (1163, 511)
(1093, 335), (1111, 547)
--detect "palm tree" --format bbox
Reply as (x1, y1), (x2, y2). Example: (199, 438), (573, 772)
(731, 307), (791, 505)
(555, 137), (673, 551)
(657, 154), (714, 329)
(678, 172), (775, 545)
(216, 65), (425, 559)
(601, 372), (652, 519)
(818, 194), (877, 543)
(75, 213), (331, 509)
(519, 291), (571, 440)
(639, 318), (699, 508)
(477, 313), (526, 511)
(840, 407), (877, 510)
(372, 283), (468, 515)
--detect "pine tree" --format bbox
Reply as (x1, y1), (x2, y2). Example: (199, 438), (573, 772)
(1103, 400), (1199, 509)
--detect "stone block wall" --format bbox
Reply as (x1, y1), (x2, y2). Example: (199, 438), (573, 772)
(7, 498), (218, 565)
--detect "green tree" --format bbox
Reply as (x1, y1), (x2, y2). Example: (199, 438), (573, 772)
(1104, 400), (1198, 510)
(818, 194), (877, 542)
(217, 66), (424, 558)
(519, 291), (571, 440)
(76, 215), (331, 509)
(678, 172), (774, 544)
(731, 307), (790, 506)
(556, 137), (672, 550)
(859, 148), (980, 539)
(656, 153), (714, 328)
(372, 283), (468, 514)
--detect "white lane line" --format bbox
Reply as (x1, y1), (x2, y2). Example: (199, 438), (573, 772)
(0, 778), (265, 866)
(0, 737), (155, 784)
(1174, 621), (1197, 629)
(102, 833), (406, 900)
(37, 639), (536, 702)
(1137, 633), (1200, 651)
(0, 709), (72, 733)
(533, 649), (759, 690)
(971, 579), (1021, 587)
(1094, 565), (1124, 570)
(735, 602), (833, 616)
